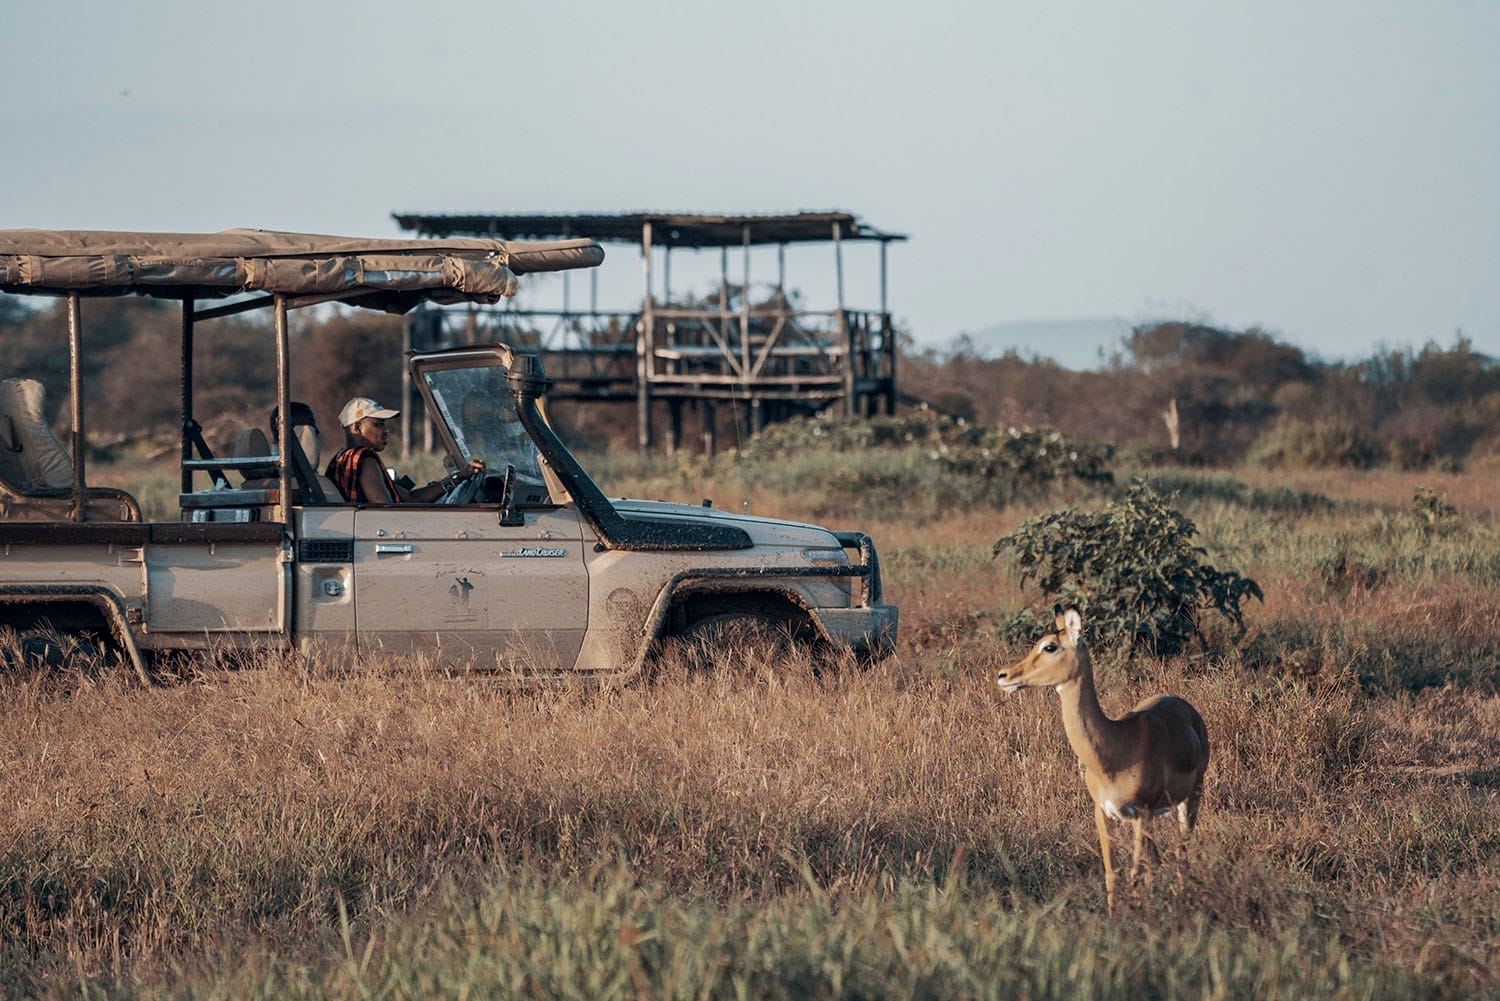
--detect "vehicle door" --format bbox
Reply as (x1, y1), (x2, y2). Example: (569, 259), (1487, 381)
(349, 503), (588, 673)
(144, 522), (289, 643)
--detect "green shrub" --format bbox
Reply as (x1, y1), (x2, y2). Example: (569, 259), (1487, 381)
(1144, 473), (1337, 517)
(993, 480), (1263, 658)
(734, 412), (949, 458)
(1246, 419), (1378, 469)
(1408, 485), (1459, 535)
(736, 413), (1114, 511)
(934, 424), (1114, 495)
(1316, 537), (1390, 594)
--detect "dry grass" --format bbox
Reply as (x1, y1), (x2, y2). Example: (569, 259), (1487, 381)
(1, 457), (1497, 998)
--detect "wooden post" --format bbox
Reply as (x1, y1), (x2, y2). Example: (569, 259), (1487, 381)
(834, 221), (854, 416)
(718, 245), (729, 347)
(741, 223), (752, 380)
(881, 239), (895, 414)
(777, 243), (786, 305)
(702, 400), (717, 458)
(667, 399), (683, 457)
(637, 219), (654, 453)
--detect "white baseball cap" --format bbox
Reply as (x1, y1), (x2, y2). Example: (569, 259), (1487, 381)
(337, 397), (400, 427)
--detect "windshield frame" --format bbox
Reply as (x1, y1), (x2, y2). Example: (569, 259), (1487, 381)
(408, 345), (555, 506)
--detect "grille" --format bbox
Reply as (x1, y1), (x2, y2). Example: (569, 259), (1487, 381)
(298, 539), (354, 564)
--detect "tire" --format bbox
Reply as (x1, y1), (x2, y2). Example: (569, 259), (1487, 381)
(1, 628), (115, 676)
(19, 632), (68, 670)
(658, 611), (794, 675)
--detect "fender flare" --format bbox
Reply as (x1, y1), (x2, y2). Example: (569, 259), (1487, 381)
(608, 567), (840, 687)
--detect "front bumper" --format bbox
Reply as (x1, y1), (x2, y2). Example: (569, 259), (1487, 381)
(813, 603), (900, 660)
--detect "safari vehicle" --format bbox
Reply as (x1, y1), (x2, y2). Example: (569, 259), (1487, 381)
(0, 228), (897, 683)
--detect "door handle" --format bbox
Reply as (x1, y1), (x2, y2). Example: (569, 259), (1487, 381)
(374, 543), (414, 555)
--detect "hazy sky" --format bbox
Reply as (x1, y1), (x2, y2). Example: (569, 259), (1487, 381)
(3, 1), (1496, 364)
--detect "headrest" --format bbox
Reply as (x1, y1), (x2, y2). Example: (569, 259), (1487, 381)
(293, 423), (321, 466)
(232, 427), (277, 482)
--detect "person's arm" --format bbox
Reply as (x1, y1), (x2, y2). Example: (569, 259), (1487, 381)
(404, 458), (486, 503)
(356, 452), (399, 504)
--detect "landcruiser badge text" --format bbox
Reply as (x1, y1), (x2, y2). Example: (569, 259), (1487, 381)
(501, 547), (568, 558)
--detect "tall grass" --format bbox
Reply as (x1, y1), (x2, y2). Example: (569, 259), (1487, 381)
(1, 452), (1496, 998)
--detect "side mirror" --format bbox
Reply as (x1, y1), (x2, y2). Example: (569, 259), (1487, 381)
(497, 464), (524, 526)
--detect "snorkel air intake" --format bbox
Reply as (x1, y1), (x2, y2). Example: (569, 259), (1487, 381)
(508, 353), (751, 552)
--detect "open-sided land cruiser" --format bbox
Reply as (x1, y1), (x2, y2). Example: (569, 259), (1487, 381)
(0, 229), (897, 683)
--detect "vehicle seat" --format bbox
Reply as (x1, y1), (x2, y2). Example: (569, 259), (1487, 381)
(0, 376), (141, 522)
(290, 419), (341, 502)
(0, 377), (75, 491)
(234, 428), (278, 489)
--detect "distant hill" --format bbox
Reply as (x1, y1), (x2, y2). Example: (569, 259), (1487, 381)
(953, 317), (1133, 370)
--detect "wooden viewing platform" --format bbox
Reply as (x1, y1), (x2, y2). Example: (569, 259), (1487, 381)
(392, 211), (905, 453)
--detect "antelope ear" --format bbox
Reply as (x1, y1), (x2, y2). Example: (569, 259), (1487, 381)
(1061, 608), (1082, 644)
(1052, 603), (1066, 630)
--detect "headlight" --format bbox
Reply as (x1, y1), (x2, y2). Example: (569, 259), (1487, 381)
(800, 547), (849, 567)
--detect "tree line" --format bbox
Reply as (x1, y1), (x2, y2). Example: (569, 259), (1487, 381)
(3, 296), (1495, 469)
(903, 322), (1499, 470)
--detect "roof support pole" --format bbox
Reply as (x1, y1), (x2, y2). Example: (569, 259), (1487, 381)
(400, 313), (412, 459)
(180, 295), (195, 494)
(67, 293), (86, 522)
(274, 295), (292, 522)
(637, 220), (653, 453)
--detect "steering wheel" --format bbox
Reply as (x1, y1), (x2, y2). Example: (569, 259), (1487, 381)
(437, 472), (482, 505)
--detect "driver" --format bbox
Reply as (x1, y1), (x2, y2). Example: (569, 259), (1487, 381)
(326, 397), (484, 504)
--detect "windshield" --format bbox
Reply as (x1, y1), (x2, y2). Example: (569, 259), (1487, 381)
(420, 364), (547, 494)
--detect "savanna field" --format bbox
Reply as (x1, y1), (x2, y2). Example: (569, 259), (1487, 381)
(3, 428), (1498, 1000)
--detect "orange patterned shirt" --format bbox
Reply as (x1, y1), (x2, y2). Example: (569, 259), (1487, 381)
(325, 446), (397, 503)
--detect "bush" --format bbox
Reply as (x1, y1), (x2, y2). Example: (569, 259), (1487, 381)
(933, 424), (1114, 495)
(1409, 485), (1459, 536)
(735, 412), (949, 458)
(993, 480), (1263, 658)
(1246, 419), (1378, 469)
(736, 413), (1114, 511)
(1316, 537), (1390, 594)
(1143, 473), (1337, 517)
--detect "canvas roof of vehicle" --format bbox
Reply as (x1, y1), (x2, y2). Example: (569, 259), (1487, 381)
(0, 228), (604, 313)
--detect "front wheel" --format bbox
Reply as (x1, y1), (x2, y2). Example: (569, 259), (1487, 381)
(655, 612), (796, 675)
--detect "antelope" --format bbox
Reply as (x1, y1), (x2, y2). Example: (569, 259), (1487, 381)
(996, 605), (1208, 915)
